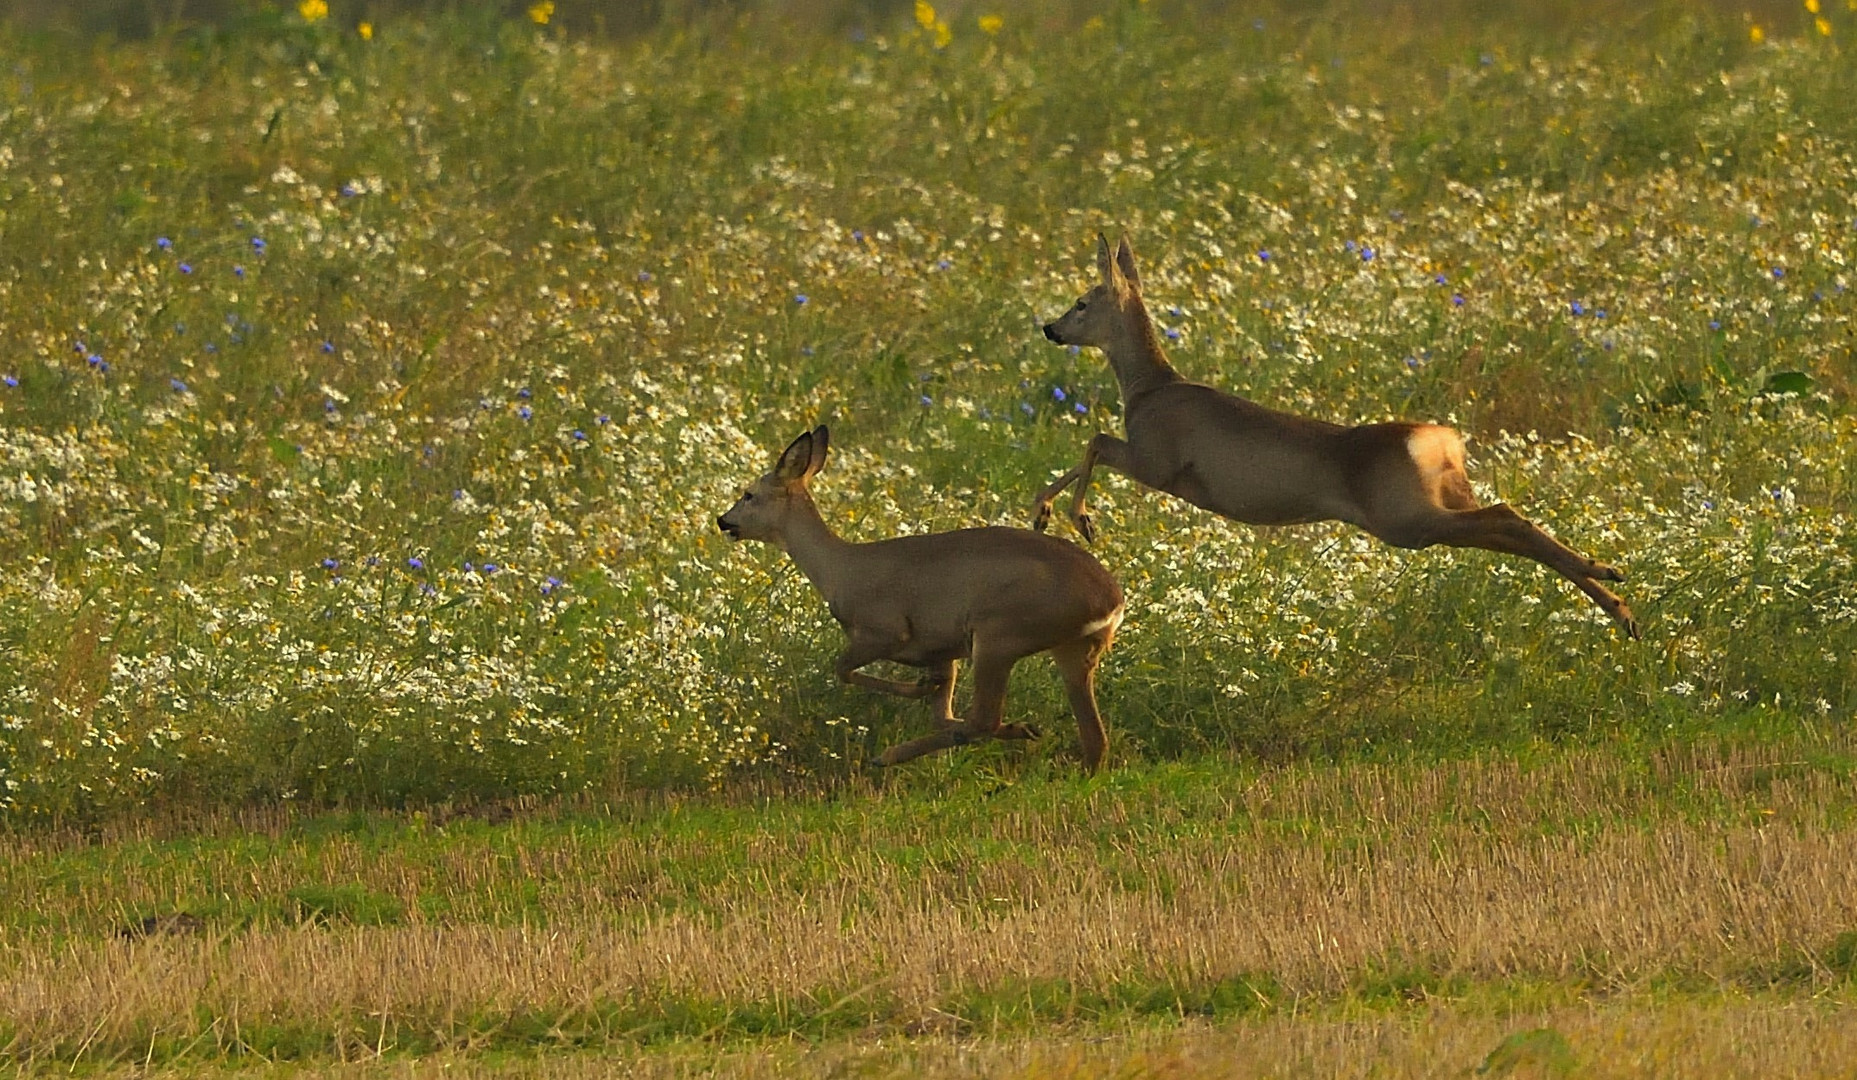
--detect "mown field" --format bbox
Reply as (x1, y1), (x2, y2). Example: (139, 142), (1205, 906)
(2, 0), (1855, 1073)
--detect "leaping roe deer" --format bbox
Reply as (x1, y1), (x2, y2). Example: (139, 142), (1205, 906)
(1034, 235), (1638, 638)
(718, 426), (1126, 769)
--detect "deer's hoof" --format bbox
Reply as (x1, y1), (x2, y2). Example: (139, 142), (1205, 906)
(1031, 505), (1051, 533)
(1592, 561), (1626, 582)
(1074, 514), (1096, 544)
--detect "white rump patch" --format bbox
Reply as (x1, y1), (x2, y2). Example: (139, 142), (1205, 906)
(1404, 425), (1465, 479)
(1080, 608), (1125, 638)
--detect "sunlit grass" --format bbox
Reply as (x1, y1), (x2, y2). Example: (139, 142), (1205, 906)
(0, 2), (1851, 823)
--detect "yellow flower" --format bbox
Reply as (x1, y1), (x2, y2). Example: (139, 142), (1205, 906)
(934, 18), (951, 47)
(915, 1), (936, 30)
(1804, 0), (1819, 12)
(1749, 24), (1765, 42)
(978, 13), (1002, 34)
(358, 20), (373, 40)
(1817, 15), (1833, 33)
(1084, 15), (1105, 31)
(297, 0), (328, 22)
(528, 1), (554, 25)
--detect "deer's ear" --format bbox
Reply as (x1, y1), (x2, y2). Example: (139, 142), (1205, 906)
(1096, 232), (1119, 286)
(774, 430), (816, 482)
(1115, 235), (1141, 292)
(805, 425), (830, 478)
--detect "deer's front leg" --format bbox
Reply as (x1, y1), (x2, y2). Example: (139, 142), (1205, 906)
(1064, 434), (1140, 543)
(834, 631), (944, 699)
(1031, 463), (1085, 533)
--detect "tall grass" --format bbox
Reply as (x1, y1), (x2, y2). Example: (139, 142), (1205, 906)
(0, 0), (1853, 820)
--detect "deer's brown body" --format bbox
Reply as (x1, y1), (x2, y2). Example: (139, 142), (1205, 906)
(1035, 235), (1638, 638)
(719, 427), (1125, 769)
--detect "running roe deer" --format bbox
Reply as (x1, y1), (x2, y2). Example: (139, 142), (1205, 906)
(717, 426), (1126, 769)
(1033, 234), (1638, 638)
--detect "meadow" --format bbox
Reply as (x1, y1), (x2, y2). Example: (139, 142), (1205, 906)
(1, 0), (1855, 1073)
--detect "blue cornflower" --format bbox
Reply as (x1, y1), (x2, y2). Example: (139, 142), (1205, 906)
(1772, 267), (1785, 279)
(637, 270), (653, 282)
(518, 405), (533, 420)
(1452, 294), (1464, 306)
(1345, 240), (1357, 253)
(1570, 301), (1585, 316)
(408, 556), (424, 570)
(794, 293), (809, 305)
(542, 576), (562, 595)
(936, 258), (953, 271)
(204, 343), (218, 354)
(1052, 387), (1067, 402)
(179, 263), (193, 274)
(2, 375), (16, 387)
(852, 230), (865, 242)
(324, 399), (337, 413)
(1434, 273), (1448, 285)
(518, 387), (531, 398)
(1405, 356), (1420, 369)
(919, 394), (933, 407)
(340, 183), (359, 197)
(1165, 326), (1182, 340)
(800, 346), (815, 356)
(1073, 401), (1087, 414)
(251, 237), (266, 254)
(1360, 247), (1375, 261)
(1167, 306), (1184, 317)
(596, 414), (610, 425)
(1067, 345), (1081, 356)
(86, 353), (104, 367)
(1257, 249), (1270, 262)
(156, 236), (172, 250)
(463, 560), (474, 571)
(420, 583), (437, 597)
(321, 341), (335, 353)
(572, 429), (586, 441)
(1020, 402), (1035, 417)
(169, 377), (187, 392)
(233, 266), (245, 278)
(1709, 320), (1721, 331)
(1595, 309), (1607, 319)
(321, 558), (339, 571)
(483, 563), (499, 574)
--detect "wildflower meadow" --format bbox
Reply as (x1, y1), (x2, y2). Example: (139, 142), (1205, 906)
(1, 1), (1856, 1073)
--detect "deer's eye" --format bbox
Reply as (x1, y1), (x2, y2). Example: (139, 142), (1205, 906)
(741, 491), (755, 501)
(1075, 300), (1088, 311)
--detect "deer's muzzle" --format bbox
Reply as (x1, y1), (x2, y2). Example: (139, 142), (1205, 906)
(716, 515), (741, 540)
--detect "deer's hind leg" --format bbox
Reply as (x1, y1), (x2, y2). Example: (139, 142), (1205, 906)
(1427, 504), (1639, 638)
(1050, 632), (1113, 772)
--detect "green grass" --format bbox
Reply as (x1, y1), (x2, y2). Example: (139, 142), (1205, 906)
(1, 0), (1853, 820)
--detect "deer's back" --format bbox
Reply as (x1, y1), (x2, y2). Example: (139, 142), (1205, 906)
(839, 528), (1122, 657)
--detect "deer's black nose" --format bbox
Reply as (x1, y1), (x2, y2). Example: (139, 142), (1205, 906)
(1041, 323), (1060, 342)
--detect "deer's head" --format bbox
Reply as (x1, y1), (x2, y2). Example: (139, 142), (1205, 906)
(717, 426), (829, 544)
(1042, 233), (1144, 349)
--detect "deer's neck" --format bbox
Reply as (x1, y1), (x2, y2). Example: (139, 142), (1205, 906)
(776, 495), (855, 604)
(1105, 302), (1182, 404)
